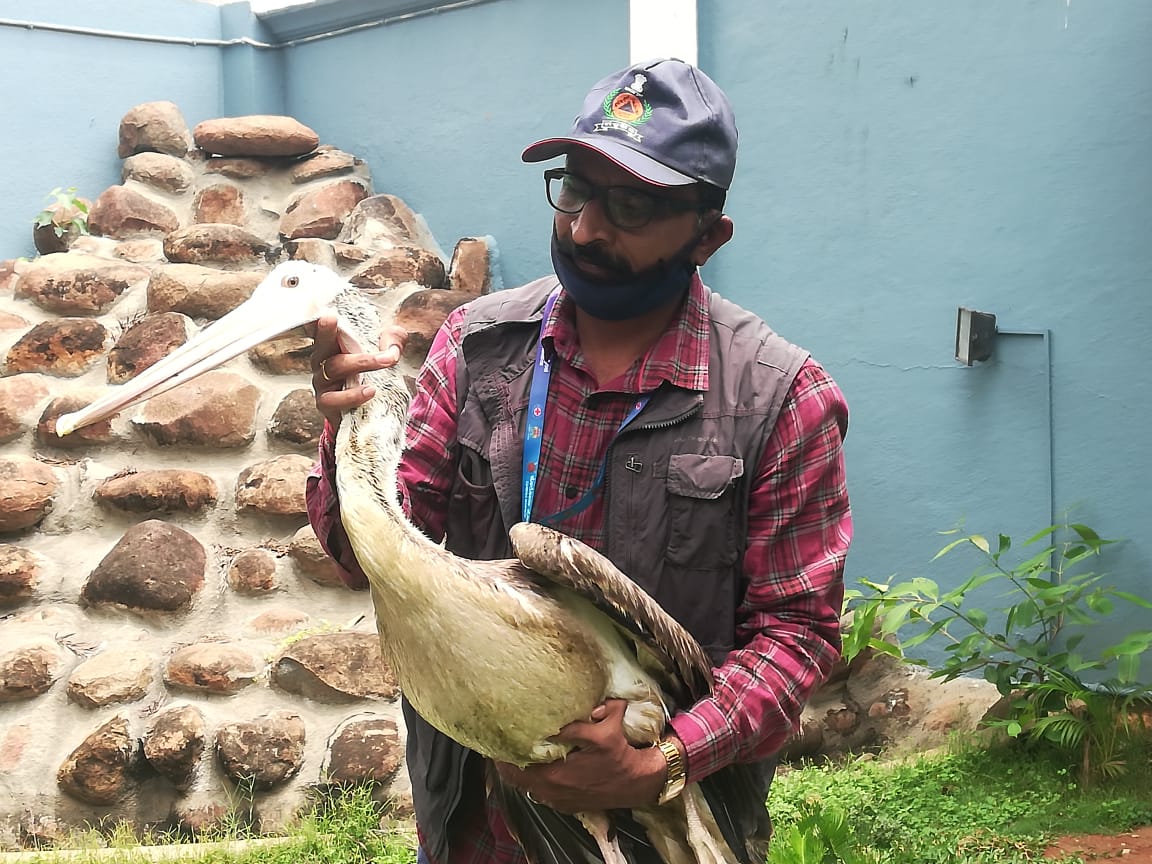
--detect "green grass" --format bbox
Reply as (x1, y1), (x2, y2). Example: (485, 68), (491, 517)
(767, 736), (1152, 863)
(11, 741), (1151, 864)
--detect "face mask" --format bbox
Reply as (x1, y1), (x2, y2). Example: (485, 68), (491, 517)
(550, 229), (700, 322)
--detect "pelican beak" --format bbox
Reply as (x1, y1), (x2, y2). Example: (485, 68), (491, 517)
(56, 266), (341, 436)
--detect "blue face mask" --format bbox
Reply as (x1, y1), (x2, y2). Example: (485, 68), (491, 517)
(550, 229), (699, 321)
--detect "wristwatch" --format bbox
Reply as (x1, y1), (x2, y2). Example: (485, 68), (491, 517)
(656, 737), (687, 805)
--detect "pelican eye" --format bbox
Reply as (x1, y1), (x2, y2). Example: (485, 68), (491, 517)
(282, 275), (300, 288)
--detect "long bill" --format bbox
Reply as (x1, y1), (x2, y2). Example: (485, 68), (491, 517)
(56, 271), (337, 436)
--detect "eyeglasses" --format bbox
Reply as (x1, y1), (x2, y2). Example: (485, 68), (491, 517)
(543, 168), (704, 230)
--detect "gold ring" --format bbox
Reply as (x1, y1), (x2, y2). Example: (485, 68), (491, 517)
(319, 359), (333, 383)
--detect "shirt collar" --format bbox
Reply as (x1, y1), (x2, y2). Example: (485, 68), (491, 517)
(542, 272), (711, 393)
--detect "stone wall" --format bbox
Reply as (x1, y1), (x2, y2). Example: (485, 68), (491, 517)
(0, 102), (494, 850)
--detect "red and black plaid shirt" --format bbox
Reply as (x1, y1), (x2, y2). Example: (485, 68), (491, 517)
(307, 275), (852, 864)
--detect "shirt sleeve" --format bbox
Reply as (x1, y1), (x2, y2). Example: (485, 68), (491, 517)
(304, 307), (470, 587)
(669, 359), (852, 782)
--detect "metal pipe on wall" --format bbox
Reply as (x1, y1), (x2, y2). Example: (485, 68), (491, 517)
(0, 0), (497, 49)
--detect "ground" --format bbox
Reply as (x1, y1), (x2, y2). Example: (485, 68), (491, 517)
(1045, 826), (1152, 861)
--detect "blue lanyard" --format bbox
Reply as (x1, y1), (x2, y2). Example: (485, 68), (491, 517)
(521, 291), (650, 525)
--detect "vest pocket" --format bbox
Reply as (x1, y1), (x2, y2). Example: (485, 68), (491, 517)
(445, 443), (505, 556)
(664, 454), (744, 568)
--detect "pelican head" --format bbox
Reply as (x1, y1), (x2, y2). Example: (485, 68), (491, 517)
(56, 261), (369, 436)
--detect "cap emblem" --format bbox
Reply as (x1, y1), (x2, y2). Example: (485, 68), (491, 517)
(594, 74), (653, 144)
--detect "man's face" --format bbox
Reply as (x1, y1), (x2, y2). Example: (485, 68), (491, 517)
(554, 149), (708, 279)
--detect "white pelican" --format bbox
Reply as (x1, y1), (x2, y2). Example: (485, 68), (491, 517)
(58, 260), (772, 864)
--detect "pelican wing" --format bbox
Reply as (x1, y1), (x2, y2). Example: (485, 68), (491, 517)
(508, 522), (713, 706)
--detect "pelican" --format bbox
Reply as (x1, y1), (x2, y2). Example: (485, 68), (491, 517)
(58, 260), (772, 864)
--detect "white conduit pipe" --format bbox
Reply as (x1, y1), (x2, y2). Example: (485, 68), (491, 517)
(0, 0), (498, 49)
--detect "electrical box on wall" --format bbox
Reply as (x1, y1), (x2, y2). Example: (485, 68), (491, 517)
(956, 307), (998, 365)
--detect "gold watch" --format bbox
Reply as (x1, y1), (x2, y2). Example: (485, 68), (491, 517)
(656, 738), (686, 804)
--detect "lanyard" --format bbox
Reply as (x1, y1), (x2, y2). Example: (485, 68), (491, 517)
(521, 292), (650, 525)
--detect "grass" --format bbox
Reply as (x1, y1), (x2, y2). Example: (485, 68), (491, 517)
(767, 735), (1152, 863)
(9, 740), (1151, 864)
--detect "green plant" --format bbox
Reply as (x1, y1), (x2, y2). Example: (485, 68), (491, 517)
(33, 186), (89, 238)
(843, 522), (1152, 783)
(769, 805), (893, 864)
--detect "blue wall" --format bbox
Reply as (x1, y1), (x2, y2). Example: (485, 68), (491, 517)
(699, 1), (1152, 659)
(1, 0), (1148, 666)
(0, 0), (226, 259)
(280, 0), (627, 281)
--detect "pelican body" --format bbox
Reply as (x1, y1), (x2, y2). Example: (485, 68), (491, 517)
(58, 261), (770, 864)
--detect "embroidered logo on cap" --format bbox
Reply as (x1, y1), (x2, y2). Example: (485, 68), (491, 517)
(594, 73), (653, 144)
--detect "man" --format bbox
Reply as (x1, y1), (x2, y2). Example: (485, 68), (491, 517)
(307, 58), (851, 863)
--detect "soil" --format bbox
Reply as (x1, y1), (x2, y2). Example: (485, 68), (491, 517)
(1044, 826), (1152, 861)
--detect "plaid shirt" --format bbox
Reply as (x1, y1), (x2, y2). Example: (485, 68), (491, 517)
(306, 275), (852, 864)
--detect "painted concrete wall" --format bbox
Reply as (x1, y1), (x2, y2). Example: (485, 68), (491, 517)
(699, 1), (1152, 659)
(280, 0), (628, 285)
(0, 0), (227, 260)
(1, 0), (1148, 665)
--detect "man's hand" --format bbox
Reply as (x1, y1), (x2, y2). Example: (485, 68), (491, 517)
(310, 315), (407, 431)
(494, 700), (672, 813)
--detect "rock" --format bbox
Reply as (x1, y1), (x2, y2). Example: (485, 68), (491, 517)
(194, 116), (319, 158)
(235, 455), (313, 517)
(0, 458), (59, 533)
(226, 549), (278, 594)
(5, 318), (109, 377)
(291, 147), (360, 183)
(163, 224), (277, 269)
(394, 288), (475, 364)
(284, 237), (338, 269)
(0, 375), (51, 443)
(0, 545), (39, 606)
(66, 648), (155, 708)
(118, 101), (192, 158)
(88, 186), (181, 239)
(107, 312), (191, 384)
(56, 715), (135, 804)
(778, 717), (825, 762)
(247, 330), (312, 374)
(203, 157), (270, 180)
(286, 524), (345, 587)
(272, 632), (397, 702)
(338, 194), (435, 251)
(0, 259), (22, 295)
(1, 723), (34, 777)
(122, 152), (195, 193)
(147, 264), (262, 319)
(824, 707), (860, 736)
(113, 238), (166, 264)
(332, 242), (374, 267)
(164, 642), (263, 694)
(13, 253), (148, 315)
(142, 705), (206, 788)
(448, 236), (495, 295)
(37, 394), (119, 449)
(133, 370), (261, 447)
(172, 799), (234, 835)
(0, 637), (66, 701)
(82, 520), (206, 612)
(279, 180), (369, 241)
(268, 389), (324, 447)
(0, 310), (28, 330)
(350, 247), (446, 290)
(94, 469), (218, 513)
(215, 711), (305, 789)
(193, 184), (246, 226)
(324, 716), (402, 784)
(248, 608), (310, 634)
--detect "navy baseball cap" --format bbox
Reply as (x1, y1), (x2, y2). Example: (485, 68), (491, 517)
(522, 58), (738, 190)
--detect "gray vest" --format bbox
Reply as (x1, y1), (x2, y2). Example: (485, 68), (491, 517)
(407, 277), (808, 862)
